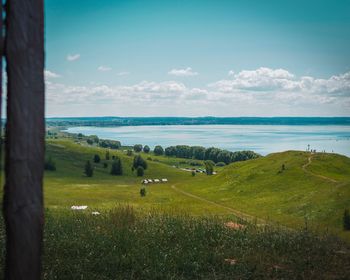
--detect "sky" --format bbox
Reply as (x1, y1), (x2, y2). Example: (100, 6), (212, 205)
(44, 0), (350, 117)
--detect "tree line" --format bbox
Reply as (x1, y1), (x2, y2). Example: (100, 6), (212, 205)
(164, 145), (260, 164)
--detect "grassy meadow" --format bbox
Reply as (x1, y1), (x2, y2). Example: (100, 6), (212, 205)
(0, 135), (350, 279)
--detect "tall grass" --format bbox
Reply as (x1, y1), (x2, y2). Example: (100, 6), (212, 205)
(1, 206), (349, 279)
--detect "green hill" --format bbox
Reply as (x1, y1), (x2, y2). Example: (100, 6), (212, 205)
(179, 151), (350, 238)
(26, 139), (350, 239)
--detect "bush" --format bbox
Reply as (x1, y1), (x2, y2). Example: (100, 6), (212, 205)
(127, 150), (133, 156)
(133, 155), (148, 170)
(143, 145), (150, 153)
(140, 187), (146, 197)
(154, 145), (164, 156)
(215, 162), (226, 167)
(133, 144), (143, 153)
(44, 157), (56, 171)
(86, 139), (93, 145)
(204, 160), (215, 175)
(110, 157), (123, 175)
(84, 160), (93, 177)
(93, 154), (101, 163)
(137, 166), (144, 177)
(105, 150), (110, 160)
(191, 170), (196, 177)
(344, 209), (350, 230)
(103, 162), (108, 168)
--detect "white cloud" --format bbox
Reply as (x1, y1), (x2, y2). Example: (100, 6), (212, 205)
(228, 70), (235, 76)
(66, 54), (80, 61)
(209, 67), (350, 97)
(45, 68), (350, 117)
(168, 67), (198, 77)
(98, 66), (112, 72)
(117, 71), (130, 76)
(44, 70), (61, 79)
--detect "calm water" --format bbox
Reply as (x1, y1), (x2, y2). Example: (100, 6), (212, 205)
(65, 125), (350, 156)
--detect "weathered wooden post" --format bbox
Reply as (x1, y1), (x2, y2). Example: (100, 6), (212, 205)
(3, 0), (45, 279)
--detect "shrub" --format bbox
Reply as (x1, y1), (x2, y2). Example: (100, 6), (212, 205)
(137, 166), (144, 177)
(191, 170), (196, 177)
(84, 160), (93, 177)
(344, 209), (350, 230)
(110, 157), (123, 175)
(86, 139), (93, 145)
(105, 150), (110, 160)
(140, 187), (146, 197)
(133, 155), (148, 170)
(215, 162), (226, 167)
(44, 157), (56, 171)
(133, 144), (143, 153)
(204, 160), (215, 175)
(143, 145), (150, 153)
(103, 162), (108, 168)
(154, 145), (164, 156)
(93, 154), (101, 163)
(127, 150), (133, 156)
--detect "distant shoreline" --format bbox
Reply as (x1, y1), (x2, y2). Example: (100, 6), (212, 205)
(46, 117), (350, 127)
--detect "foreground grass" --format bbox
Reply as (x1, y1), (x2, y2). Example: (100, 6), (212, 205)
(1, 206), (349, 279)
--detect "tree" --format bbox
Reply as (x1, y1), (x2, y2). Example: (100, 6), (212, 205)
(86, 139), (93, 145)
(140, 187), (146, 197)
(105, 150), (110, 160)
(110, 158), (123, 175)
(3, 1), (45, 278)
(127, 150), (133, 156)
(44, 157), (56, 171)
(204, 160), (215, 175)
(191, 170), (196, 177)
(344, 209), (350, 230)
(103, 162), (108, 169)
(133, 144), (143, 153)
(84, 160), (94, 177)
(154, 145), (164, 156)
(137, 166), (144, 176)
(93, 154), (101, 163)
(133, 155), (148, 170)
(143, 145), (150, 153)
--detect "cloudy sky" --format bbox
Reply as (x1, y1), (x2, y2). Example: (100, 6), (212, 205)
(45, 0), (350, 117)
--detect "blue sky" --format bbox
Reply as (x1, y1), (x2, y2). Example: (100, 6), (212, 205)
(44, 0), (350, 116)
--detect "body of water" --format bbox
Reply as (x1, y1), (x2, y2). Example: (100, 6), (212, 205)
(65, 125), (350, 156)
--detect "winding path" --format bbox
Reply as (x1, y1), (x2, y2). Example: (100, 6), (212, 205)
(302, 154), (338, 183)
(170, 185), (266, 224)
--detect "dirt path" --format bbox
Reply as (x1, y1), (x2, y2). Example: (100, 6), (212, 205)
(302, 154), (338, 183)
(170, 185), (266, 225)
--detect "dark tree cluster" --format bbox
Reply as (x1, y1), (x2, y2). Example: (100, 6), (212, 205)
(143, 145), (150, 153)
(84, 160), (94, 177)
(165, 145), (260, 164)
(133, 144), (143, 153)
(110, 157), (123, 175)
(133, 155), (148, 170)
(93, 154), (101, 163)
(99, 139), (121, 149)
(153, 145), (164, 156)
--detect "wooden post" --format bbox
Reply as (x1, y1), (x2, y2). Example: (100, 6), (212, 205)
(3, 0), (45, 279)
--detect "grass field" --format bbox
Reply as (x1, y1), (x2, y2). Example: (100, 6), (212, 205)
(1, 138), (350, 278)
(39, 139), (350, 237)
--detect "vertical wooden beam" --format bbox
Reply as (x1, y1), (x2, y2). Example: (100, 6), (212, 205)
(3, 0), (45, 279)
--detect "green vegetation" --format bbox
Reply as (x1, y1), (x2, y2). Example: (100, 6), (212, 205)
(1, 207), (349, 279)
(136, 166), (144, 177)
(84, 160), (93, 177)
(133, 144), (143, 153)
(1, 135), (350, 278)
(165, 145), (260, 164)
(154, 145), (164, 156)
(110, 158), (123, 176)
(44, 156), (56, 171)
(143, 145), (150, 153)
(344, 209), (350, 231)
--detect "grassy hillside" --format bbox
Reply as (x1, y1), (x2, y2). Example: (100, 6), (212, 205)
(25, 139), (349, 239)
(179, 151), (350, 238)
